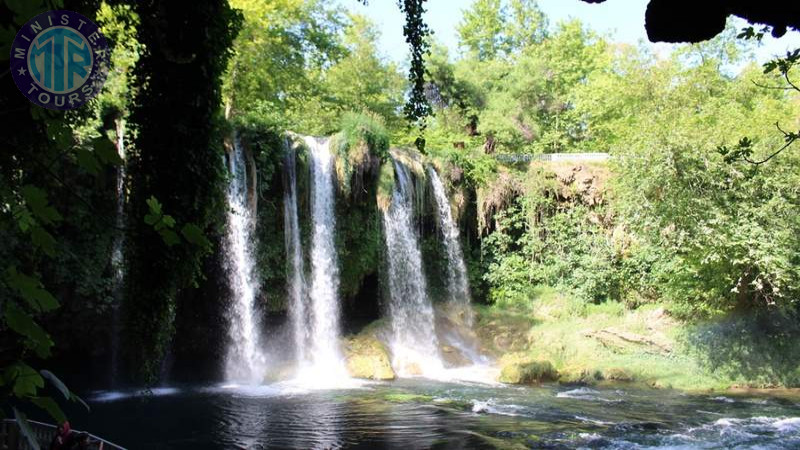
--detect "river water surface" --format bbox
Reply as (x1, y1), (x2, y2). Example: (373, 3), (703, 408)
(85, 380), (800, 449)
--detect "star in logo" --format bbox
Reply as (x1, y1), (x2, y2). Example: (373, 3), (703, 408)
(17, 67), (26, 76)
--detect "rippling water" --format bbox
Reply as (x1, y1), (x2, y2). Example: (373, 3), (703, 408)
(83, 380), (800, 449)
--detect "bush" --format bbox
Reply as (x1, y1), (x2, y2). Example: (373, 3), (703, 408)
(331, 112), (390, 198)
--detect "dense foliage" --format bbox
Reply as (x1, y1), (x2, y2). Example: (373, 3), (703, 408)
(431, 2), (800, 319)
(224, 1), (405, 135)
(122, 0), (241, 383)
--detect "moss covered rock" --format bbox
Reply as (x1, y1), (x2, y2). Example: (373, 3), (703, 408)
(343, 333), (395, 380)
(559, 366), (603, 384)
(602, 367), (635, 382)
(441, 344), (471, 368)
(498, 360), (558, 384)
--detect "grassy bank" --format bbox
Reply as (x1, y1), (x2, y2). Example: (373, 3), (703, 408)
(475, 287), (800, 391)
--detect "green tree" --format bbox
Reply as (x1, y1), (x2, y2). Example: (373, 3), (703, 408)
(316, 14), (406, 131)
(224, 0), (345, 131)
(457, 0), (507, 61)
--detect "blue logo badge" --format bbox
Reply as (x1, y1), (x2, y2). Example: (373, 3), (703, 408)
(10, 10), (110, 110)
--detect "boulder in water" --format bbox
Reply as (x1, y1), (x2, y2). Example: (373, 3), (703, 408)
(440, 344), (471, 368)
(344, 333), (395, 380)
(499, 359), (558, 384)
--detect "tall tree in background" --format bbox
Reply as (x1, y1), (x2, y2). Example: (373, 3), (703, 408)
(224, 0), (344, 131)
(323, 14), (406, 130)
(457, 0), (507, 61)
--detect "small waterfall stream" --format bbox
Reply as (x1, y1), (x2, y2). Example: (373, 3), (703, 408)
(303, 136), (347, 380)
(109, 119), (126, 387)
(382, 160), (443, 377)
(283, 140), (309, 365)
(428, 167), (474, 326)
(223, 137), (267, 383)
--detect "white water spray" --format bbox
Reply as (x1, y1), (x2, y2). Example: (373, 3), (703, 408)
(283, 140), (309, 365)
(428, 167), (474, 326)
(382, 160), (443, 377)
(302, 136), (347, 381)
(224, 137), (267, 383)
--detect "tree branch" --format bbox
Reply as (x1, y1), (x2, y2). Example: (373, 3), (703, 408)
(743, 122), (799, 165)
(751, 80), (794, 90)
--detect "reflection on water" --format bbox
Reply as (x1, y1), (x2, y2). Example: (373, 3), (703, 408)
(82, 380), (800, 449)
(217, 384), (345, 449)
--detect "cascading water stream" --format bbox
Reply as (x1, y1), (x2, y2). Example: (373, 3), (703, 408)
(283, 140), (309, 365)
(223, 137), (267, 383)
(109, 119), (126, 387)
(428, 167), (474, 326)
(302, 136), (347, 380)
(382, 160), (443, 377)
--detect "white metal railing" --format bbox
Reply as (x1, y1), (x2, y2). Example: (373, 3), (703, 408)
(1, 419), (125, 450)
(494, 152), (610, 163)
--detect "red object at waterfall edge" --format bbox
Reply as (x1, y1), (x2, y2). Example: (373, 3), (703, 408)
(49, 421), (71, 450)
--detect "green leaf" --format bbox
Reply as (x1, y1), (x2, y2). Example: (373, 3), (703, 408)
(46, 119), (72, 149)
(5, 302), (53, 358)
(30, 226), (56, 257)
(160, 229), (181, 246)
(70, 393), (90, 412)
(75, 148), (100, 175)
(93, 138), (123, 166)
(161, 214), (176, 229)
(40, 370), (69, 400)
(146, 196), (163, 216)
(21, 185), (62, 224)
(144, 213), (158, 226)
(181, 223), (211, 249)
(7, 362), (44, 397)
(13, 205), (34, 231)
(13, 408), (41, 450)
(30, 397), (66, 424)
(5, 267), (59, 312)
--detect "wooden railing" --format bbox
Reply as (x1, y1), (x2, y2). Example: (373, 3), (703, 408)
(494, 152), (610, 163)
(1, 419), (125, 450)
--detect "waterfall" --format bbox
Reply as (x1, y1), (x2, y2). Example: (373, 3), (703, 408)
(303, 136), (347, 378)
(382, 160), (443, 377)
(109, 119), (126, 387)
(223, 137), (267, 383)
(428, 167), (474, 326)
(283, 140), (309, 365)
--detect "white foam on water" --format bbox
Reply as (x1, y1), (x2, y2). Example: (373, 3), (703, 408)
(772, 417), (800, 433)
(556, 387), (618, 402)
(90, 387), (180, 402)
(214, 377), (371, 397)
(429, 364), (501, 386)
(471, 399), (524, 416)
(575, 415), (615, 426)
